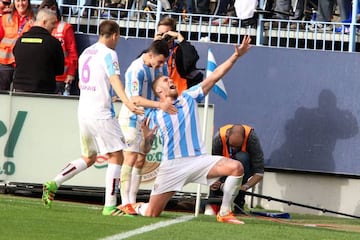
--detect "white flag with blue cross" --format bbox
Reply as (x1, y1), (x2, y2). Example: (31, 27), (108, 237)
(206, 48), (228, 100)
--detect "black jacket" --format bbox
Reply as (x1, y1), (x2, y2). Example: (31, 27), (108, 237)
(174, 40), (203, 88)
(13, 26), (64, 94)
(175, 40), (199, 78)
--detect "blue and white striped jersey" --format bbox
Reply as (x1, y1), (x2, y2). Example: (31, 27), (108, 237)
(125, 53), (168, 100)
(147, 84), (207, 161)
(119, 54), (168, 123)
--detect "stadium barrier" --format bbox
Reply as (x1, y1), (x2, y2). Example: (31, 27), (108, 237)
(55, 1), (360, 52)
(0, 92), (214, 195)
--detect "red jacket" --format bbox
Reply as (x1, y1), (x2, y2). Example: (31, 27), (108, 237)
(51, 21), (78, 81)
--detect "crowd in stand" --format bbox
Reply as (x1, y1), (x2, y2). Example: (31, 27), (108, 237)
(0, 0), (357, 94)
(76, 0), (358, 32)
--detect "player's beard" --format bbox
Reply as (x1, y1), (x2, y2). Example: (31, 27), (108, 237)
(169, 90), (178, 99)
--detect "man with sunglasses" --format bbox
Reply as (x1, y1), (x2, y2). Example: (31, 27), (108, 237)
(205, 124), (265, 214)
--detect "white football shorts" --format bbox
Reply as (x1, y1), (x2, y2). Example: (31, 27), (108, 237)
(78, 117), (126, 157)
(118, 117), (142, 152)
(150, 154), (222, 195)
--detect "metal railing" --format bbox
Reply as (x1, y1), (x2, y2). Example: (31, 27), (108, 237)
(58, 1), (360, 52)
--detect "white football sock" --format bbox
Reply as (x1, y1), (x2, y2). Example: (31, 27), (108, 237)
(129, 167), (142, 203)
(104, 163), (121, 207)
(220, 175), (243, 216)
(120, 164), (132, 205)
(136, 202), (149, 216)
(54, 158), (87, 187)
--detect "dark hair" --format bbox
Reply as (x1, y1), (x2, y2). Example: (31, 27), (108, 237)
(99, 20), (120, 38)
(148, 40), (169, 58)
(39, 0), (61, 20)
(157, 17), (177, 31)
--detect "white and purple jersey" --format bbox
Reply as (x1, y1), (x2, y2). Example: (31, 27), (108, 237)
(78, 42), (120, 119)
(147, 85), (207, 161)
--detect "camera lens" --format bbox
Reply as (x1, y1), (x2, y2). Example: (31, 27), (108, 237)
(164, 35), (172, 42)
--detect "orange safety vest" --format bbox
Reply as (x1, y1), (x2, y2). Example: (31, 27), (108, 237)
(52, 21), (70, 81)
(0, 13), (33, 65)
(219, 124), (252, 158)
(168, 45), (187, 95)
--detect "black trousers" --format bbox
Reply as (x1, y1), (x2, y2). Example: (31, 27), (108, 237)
(190, 0), (210, 14)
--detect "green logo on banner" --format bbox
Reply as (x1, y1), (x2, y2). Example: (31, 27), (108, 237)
(0, 111), (27, 176)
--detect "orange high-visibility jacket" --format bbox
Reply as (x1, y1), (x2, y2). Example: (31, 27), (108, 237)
(0, 13), (33, 65)
(219, 124), (252, 158)
(168, 45), (187, 95)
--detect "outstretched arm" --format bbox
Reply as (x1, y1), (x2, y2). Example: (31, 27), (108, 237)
(110, 75), (143, 115)
(201, 35), (251, 96)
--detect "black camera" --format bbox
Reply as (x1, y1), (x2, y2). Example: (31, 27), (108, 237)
(164, 35), (172, 42)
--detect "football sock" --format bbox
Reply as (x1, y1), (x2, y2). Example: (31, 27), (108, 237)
(120, 164), (132, 205)
(129, 167), (142, 203)
(54, 158), (87, 187)
(136, 202), (149, 216)
(220, 175), (243, 216)
(104, 163), (121, 207)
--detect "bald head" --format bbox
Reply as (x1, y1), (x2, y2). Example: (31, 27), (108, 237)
(34, 8), (57, 33)
(227, 125), (245, 148)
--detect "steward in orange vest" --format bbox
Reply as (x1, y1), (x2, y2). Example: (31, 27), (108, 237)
(0, 9), (34, 90)
(0, 12), (33, 65)
(207, 124), (264, 213)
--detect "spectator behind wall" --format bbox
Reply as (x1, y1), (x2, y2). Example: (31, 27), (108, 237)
(0, 0), (34, 91)
(308, 0), (352, 31)
(0, 0), (12, 40)
(155, 17), (202, 95)
(12, 8), (64, 93)
(39, 0), (78, 95)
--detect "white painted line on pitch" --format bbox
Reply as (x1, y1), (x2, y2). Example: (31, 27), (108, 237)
(101, 215), (194, 240)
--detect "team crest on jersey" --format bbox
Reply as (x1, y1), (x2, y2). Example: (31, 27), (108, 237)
(113, 61), (120, 71)
(132, 81), (139, 92)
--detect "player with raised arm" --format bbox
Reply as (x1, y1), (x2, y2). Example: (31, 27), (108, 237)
(128, 36), (252, 224)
